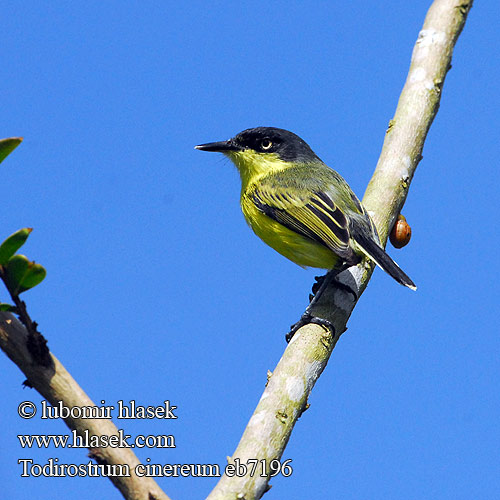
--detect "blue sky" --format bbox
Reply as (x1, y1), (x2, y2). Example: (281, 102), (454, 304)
(2, 2), (499, 499)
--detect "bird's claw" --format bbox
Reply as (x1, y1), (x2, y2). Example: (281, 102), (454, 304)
(286, 314), (335, 343)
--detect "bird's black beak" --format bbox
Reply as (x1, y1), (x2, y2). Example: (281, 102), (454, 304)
(195, 140), (241, 153)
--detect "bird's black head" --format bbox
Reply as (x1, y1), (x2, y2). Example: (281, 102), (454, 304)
(196, 127), (321, 163)
(231, 127), (321, 163)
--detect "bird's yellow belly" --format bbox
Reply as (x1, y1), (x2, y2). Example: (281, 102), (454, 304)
(241, 197), (337, 269)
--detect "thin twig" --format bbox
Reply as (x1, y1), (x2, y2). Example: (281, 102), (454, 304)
(0, 268), (52, 366)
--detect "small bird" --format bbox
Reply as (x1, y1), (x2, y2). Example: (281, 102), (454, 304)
(195, 127), (415, 332)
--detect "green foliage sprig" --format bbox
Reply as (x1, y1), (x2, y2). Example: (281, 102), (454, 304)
(0, 137), (50, 366)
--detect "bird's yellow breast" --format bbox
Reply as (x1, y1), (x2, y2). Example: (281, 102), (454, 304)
(240, 190), (338, 269)
(227, 148), (338, 268)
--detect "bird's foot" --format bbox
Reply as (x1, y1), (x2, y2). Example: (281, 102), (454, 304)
(286, 313), (335, 343)
(311, 275), (326, 297)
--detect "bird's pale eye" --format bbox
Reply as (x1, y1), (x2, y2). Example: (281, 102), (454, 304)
(261, 138), (273, 150)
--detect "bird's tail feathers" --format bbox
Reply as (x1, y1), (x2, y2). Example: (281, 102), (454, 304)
(353, 230), (416, 291)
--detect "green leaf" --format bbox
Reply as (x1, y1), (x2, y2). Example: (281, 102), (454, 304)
(0, 303), (17, 312)
(4, 255), (29, 294)
(0, 228), (33, 265)
(0, 137), (23, 164)
(18, 261), (46, 293)
(4, 254), (46, 294)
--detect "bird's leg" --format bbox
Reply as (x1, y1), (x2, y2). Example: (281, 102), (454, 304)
(287, 269), (339, 342)
(287, 266), (359, 342)
(305, 268), (339, 314)
(309, 275), (325, 301)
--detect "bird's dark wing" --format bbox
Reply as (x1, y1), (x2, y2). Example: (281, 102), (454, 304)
(251, 181), (358, 263)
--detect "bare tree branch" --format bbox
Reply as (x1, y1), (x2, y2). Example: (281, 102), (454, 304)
(0, 312), (171, 500)
(206, 1), (473, 499)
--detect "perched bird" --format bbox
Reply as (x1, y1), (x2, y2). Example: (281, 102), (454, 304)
(195, 127), (415, 296)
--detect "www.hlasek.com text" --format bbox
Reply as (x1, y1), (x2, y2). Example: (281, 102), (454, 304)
(18, 429), (175, 449)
